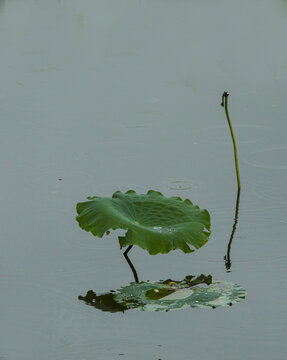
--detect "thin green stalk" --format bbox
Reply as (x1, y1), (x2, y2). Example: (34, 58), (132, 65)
(221, 92), (241, 190)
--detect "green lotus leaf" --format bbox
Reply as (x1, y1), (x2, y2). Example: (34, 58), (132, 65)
(76, 190), (211, 255)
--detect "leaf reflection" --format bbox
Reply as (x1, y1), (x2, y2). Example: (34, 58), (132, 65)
(78, 274), (246, 312)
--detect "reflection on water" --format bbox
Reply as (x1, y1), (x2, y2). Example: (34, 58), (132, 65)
(225, 188), (241, 271)
(79, 274), (246, 312)
(79, 290), (127, 313)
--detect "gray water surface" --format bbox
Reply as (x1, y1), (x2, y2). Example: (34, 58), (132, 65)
(1, 0), (287, 359)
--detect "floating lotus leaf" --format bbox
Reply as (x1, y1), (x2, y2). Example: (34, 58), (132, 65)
(78, 275), (246, 312)
(76, 190), (211, 255)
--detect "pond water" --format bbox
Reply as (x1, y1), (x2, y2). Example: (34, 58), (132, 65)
(1, 0), (287, 359)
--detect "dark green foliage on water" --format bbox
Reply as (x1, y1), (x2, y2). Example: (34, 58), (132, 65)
(76, 190), (211, 255)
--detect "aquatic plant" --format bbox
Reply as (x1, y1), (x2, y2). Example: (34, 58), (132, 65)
(221, 91), (241, 189)
(221, 92), (241, 270)
(76, 92), (240, 260)
(76, 190), (210, 255)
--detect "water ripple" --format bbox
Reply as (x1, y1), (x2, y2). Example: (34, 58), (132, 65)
(244, 146), (287, 170)
(195, 124), (271, 145)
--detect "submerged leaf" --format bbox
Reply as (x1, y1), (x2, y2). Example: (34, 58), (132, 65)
(76, 190), (211, 255)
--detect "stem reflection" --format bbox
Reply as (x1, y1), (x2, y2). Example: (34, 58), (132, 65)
(225, 187), (241, 271)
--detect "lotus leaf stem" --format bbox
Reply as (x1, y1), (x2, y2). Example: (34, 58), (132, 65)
(123, 246), (139, 283)
(221, 92), (241, 190)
